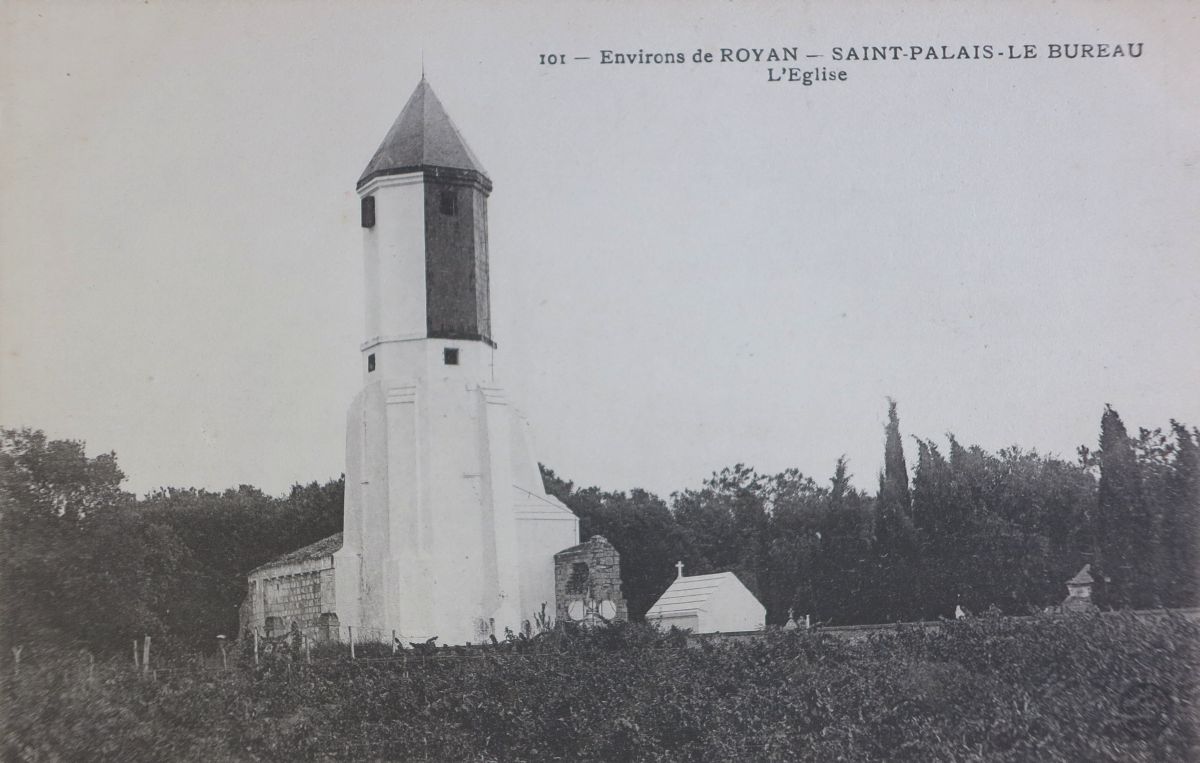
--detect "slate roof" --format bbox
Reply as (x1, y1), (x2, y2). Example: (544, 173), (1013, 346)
(357, 78), (488, 189)
(645, 572), (740, 617)
(250, 532), (342, 575)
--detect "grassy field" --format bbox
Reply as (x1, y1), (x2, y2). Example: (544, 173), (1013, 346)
(2, 613), (1197, 761)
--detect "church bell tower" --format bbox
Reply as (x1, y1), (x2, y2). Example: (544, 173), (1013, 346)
(334, 79), (578, 645)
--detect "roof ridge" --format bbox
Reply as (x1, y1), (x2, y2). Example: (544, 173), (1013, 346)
(250, 531), (343, 574)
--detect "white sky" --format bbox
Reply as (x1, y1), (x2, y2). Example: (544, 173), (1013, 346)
(2, 1), (1197, 499)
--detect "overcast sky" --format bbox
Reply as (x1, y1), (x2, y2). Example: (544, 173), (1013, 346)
(2, 1), (1197, 499)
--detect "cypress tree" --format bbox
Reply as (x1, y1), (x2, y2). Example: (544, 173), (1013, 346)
(1095, 405), (1158, 608)
(1161, 423), (1200, 606)
(876, 400), (913, 539)
(872, 400), (919, 620)
(880, 399), (911, 513)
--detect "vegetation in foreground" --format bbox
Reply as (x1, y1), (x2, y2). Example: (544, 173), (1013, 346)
(2, 615), (1197, 762)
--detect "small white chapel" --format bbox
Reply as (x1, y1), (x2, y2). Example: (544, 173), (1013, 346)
(645, 562), (766, 634)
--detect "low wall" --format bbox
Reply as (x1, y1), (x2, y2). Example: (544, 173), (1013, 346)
(690, 607), (1200, 644)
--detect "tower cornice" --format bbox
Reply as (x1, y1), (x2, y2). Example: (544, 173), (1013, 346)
(356, 171), (425, 197)
(362, 333), (498, 352)
(357, 165), (492, 195)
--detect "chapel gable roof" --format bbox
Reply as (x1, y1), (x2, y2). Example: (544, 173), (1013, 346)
(645, 572), (748, 617)
(1067, 564), (1094, 586)
(250, 532), (342, 575)
(514, 485), (577, 518)
(357, 78), (488, 189)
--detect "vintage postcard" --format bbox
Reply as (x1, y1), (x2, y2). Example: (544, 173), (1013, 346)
(2, 2), (1197, 760)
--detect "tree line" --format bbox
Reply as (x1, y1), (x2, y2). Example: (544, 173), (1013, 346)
(550, 402), (1198, 626)
(1, 403), (1196, 655)
(0, 429), (342, 656)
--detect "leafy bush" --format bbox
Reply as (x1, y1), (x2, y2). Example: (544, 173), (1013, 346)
(3, 613), (1196, 761)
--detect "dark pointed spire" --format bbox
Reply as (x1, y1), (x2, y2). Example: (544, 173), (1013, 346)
(357, 80), (488, 190)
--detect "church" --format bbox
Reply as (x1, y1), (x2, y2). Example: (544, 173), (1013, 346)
(240, 80), (585, 645)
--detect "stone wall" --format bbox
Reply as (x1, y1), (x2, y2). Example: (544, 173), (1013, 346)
(553, 535), (628, 625)
(242, 557), (337, 638)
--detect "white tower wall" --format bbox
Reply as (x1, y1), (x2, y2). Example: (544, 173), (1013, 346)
(362, 175), (427, 344)
(336, 154), (577, 644)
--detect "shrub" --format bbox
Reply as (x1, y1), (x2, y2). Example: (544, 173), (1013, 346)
(2, 614), (1196, 761)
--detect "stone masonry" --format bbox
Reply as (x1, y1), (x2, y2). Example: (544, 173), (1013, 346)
(240, 533), (341, 639)
(248, 566), (335, 635)
(553, 535), (628, 625)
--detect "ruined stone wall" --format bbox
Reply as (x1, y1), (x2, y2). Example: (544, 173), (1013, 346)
(553, 535), (628, 625)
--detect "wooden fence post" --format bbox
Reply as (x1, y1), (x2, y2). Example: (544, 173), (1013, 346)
(349, 626), (355, 660)
(253, 629), (260, 666)
(142, 636), (151, 676)
(11, 646), (22, 679)
(305, 635), (311, 665)
(392, 630), (397, 655)
(133, 639), (140, 670)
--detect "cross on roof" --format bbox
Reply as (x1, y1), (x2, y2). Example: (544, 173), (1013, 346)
(675, 561), (685, 579)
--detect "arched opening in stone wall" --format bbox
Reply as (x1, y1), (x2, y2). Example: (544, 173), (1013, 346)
(318, 612), (340, 643)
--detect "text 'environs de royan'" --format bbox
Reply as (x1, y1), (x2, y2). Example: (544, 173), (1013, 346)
(586, 43), (1143, 65)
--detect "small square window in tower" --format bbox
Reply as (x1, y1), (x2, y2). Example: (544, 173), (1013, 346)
(439, 189), (457, 216)
(443, 348), (459, 365)
(367, 353), (376, 372)
(361, 195), (375, 228)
